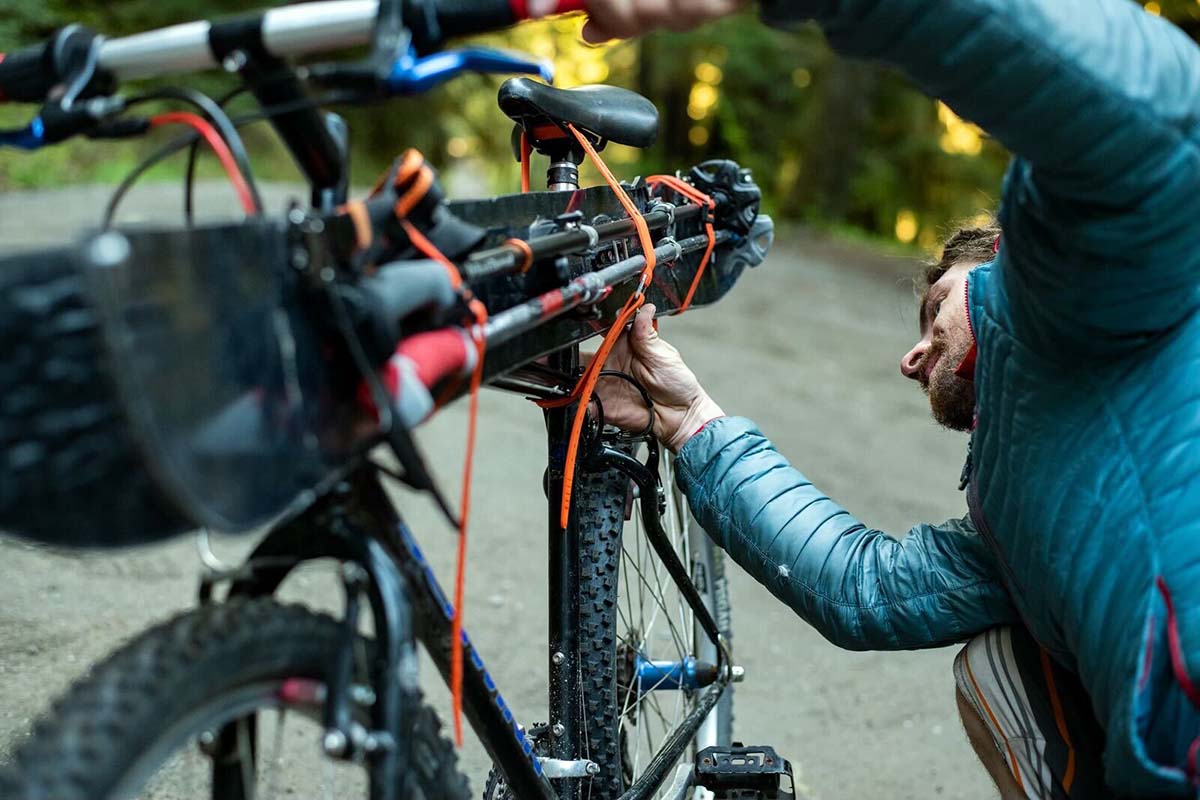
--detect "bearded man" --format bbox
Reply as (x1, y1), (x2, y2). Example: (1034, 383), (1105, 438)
(586, 0), (1200, 797)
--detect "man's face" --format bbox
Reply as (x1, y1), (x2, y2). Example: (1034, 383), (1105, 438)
(900, 261), (976, 431)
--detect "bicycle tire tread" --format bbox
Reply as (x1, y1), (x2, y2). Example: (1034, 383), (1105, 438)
(573, 466), (628, 799)
(0, 250), (185, 545)
(0, 598), (470, 800)
(572, 461), (736, 799)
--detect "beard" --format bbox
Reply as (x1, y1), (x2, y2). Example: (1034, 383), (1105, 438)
(920, 331), (976, 431)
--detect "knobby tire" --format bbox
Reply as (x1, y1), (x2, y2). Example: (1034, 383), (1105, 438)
(0, 598), (472, 800)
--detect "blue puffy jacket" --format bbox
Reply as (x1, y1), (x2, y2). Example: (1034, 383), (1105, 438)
(678, 0), (1200, 795)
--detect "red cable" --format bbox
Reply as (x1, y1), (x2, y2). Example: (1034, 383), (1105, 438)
(150, 112), (256, 214)
(153, 112), (253, 210)
(1157, 577), (1200, 710)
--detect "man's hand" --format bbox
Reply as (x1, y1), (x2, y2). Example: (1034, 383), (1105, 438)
(580, 0), (746, 43)
(590, 304), (724, 452)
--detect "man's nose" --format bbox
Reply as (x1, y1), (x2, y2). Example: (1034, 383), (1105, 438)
(900, 340), (928, 382)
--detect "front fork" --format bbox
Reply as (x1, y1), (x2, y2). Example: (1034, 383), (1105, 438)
(200, 478), (418, 800)
(544, 344), (587, 800)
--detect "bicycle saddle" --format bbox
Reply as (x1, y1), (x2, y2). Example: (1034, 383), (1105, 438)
(498, 77), (659, 150)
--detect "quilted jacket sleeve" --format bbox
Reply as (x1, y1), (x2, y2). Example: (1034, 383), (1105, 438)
(763, 0), (1200, 354)
(675, 417), (1018, 650)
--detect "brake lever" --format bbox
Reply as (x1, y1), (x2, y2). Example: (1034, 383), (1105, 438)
(310, 45), (553, 96)
(386, 47), (553, 94)
(0, 95), (125, 150)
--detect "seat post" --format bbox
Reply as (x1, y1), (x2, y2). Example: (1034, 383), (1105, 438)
(498, 77), (660, 194)
(546, 144), (583, 191)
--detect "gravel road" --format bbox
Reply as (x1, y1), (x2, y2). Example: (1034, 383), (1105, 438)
(0, 183), (995, 798)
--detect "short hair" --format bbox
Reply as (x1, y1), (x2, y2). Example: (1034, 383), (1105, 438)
(923, 217), (1001, 288)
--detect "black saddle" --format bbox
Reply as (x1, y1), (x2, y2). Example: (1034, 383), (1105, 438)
(498, 77), (659, 153)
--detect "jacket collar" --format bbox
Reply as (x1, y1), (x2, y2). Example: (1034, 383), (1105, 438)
(953, 261), (992, 382)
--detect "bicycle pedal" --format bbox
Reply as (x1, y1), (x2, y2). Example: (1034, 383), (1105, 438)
(694, 743), (796, 799)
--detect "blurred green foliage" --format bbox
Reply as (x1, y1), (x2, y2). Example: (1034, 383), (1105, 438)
(0, 1), (1192, 250)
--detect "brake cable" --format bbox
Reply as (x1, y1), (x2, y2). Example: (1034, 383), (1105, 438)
(101, 111), (256, 228)
(125, 86), (262, 214)
(149, 112), (257, 214)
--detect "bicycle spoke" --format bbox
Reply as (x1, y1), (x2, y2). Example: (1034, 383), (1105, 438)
(643, 508), (691, 660)
(644, 545), (690, 658)
(621, 520), (678, 655)
(623, 518), (688, 657)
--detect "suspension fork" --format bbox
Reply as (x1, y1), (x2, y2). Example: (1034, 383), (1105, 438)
(544, 344), (586, 800)
(218, 474), (416, 800)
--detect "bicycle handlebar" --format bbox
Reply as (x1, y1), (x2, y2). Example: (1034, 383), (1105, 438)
(0, 47), (54, 103)
(0, 0), (587, 101)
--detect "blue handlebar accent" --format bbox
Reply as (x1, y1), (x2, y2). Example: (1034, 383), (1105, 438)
(0, 116), (45, 150)
(386, 47), (553, 95)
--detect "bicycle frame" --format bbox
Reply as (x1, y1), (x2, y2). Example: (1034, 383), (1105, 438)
(61, 17), (734, 797)
(220, 388), (730, 800)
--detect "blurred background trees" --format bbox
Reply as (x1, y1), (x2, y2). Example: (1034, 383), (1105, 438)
(0, 0), (1192, 251)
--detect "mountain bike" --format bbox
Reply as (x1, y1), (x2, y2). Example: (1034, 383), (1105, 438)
(0, 2), (790, 798)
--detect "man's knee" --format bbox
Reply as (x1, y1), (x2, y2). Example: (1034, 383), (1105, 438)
(954, 642), (1026, 799)
(956, 681), (1002, 766)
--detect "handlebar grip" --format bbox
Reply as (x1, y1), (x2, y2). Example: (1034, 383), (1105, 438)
(0, 44), (55, 103)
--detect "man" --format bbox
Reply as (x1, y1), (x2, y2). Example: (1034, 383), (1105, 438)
(584, 0), (1200, 797)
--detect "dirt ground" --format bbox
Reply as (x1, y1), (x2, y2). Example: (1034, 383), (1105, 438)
(0, 183), (995, 798)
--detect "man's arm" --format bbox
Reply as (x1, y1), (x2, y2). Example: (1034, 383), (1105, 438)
(676, 417), (1018, 650)
(764, 0), (1200, 354)
(586, 0), (1200, 353)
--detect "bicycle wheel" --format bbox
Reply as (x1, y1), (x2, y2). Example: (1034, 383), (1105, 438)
(575, 447), (734, 800)
(0, 244), (190, 545)
(0, 598), (471, 800)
